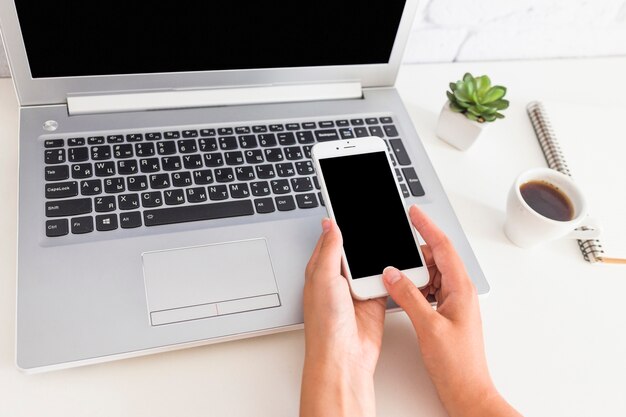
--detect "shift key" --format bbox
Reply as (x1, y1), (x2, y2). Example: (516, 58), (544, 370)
(46, 198), (92, 217)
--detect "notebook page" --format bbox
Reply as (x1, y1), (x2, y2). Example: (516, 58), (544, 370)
(544, 101), (626, 260)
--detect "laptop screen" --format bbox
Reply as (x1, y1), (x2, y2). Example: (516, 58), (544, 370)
(14, 1), (407, 79)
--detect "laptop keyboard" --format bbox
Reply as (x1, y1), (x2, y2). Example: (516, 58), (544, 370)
(43, 116), (425, 237)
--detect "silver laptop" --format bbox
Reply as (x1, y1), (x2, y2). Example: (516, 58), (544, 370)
(0, 0), (489, 372)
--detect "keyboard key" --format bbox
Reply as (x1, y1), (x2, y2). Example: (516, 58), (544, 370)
(94, 161), (116, 177)
(182, 154), (203, 169)
(302, 122), (316, 129)
(143, 200), (254, 227)
(383, 124), (399, 137)
(193, 169), (213, 185)
(88, 136), (105, 145)
(218, 127), (233, 135)
(252, 125), (267, 133)
(286, 123), (300, 131)
(126, 133), (143, 142)
(380, 116), (393, 124)
(68, 137), (85, 146)
(235, 126), (251, 134)
(219, 136), (238, 150)
(81, 179), (102, 195)
(296, 131), (314, 144)
(95, 214), (118, 231)
(45, 165), (69, 181)
(215, 168), (235, 182)
(208, 185), (229, 200)
(354, 127), (369, 137)
(182, 129), (198, 138)
(277, 132), (296, 146)
(44, 139), (64, 148)
(229, 183), (250, 199)
(291, 177), (313, 192)
(296, 193), (319, 209)
(91, 145), (111, 160)
(254, 198), (275, 214)
(141, 191), (163, 207)
(259, 134), (277, 147)
(303, 145), (313, 159)
(369, 126), (384, 138)
(244, 149), (264, 164)
(157, 141), (177, 155)
(71, 216), (94, 234)
(71, 163), (93, 179)
(120, 212), (142, 228)
(276, 162), (295, 177)
(336, 120), (349, 127)
(45, 181), (78, 199)
(264, 148), (284, 162)
(127, 175), (148, 191)
(251, 181), (270, 196)
(389, 139), (411, 166)
(161, 156), (182, 171)
(365, 117), (378, 125)
(45, 149), (65, 164)
(313, 176), (320, 189)
(295, 161), (314, 175)
(177, 139), (197, 153)
(186, 187), (208, 203)
(146, 132), (162, 140)
(235, 166), (255, 181)
(135, 142), (155, 157)
(104, 177), (125, 193)
(315, 129), (339, 141)
(46, 219), (69, 237)
(318, 192), (325, 206)
(269, 124), (284, 132)
(339, 128), (355, 139)
(319, 121), (334, 128)
(46, 198), (92, 217)
(172, 171), (193, 187)
(164, 131), (180, 139)
(199, 128), (216, 137)
(140, 159), (163, 177)
(164, 189), (185, 205)
(107, 135), (124, 143)
(400, 184), (410, 198)
(113, 144), (134, 158)
(401, 167), (425, 197)
(275, 195), (296, 211)
(238, 135), (257, 149)
(395, 168), (403, 182)
(271, 179), (290, 194)
(199, 138), (218, 152)
(95, 195), (117, 212)
(117, 160), (139, 175)
(284, 146), (303, 160)
(255, 164), (275, 179)
(149, 173), (170, 189)
(350, 118), (364, 126)
(225, 151), (244, 165)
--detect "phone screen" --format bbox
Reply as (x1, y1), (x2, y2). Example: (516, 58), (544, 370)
(319, 151), (423, 279)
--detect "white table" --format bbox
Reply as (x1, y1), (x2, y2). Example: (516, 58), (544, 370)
(1, 57), (625, 416)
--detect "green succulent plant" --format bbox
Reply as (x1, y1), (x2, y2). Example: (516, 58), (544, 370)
(447, 73), (509, 123)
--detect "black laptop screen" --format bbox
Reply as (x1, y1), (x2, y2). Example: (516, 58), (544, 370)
(14, 1), (407, 78)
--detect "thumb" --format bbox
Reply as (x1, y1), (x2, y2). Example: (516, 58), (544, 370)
(383, 267), (435, 332)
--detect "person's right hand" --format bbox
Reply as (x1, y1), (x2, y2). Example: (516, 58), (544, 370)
(382, 205), (521, 417)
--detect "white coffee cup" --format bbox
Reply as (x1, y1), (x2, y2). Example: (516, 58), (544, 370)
(504, 167), (601, 248)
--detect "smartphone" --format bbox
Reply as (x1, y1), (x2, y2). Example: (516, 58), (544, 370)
(311, 136), (429, 300)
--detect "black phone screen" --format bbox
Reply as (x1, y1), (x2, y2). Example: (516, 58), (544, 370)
(319, 151), (423, 279)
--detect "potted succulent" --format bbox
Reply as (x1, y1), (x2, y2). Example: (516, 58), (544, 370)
(435, 73), (509, 150)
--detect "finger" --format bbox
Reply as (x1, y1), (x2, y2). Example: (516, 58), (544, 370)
(382, 266), (435, 334)
(305, 218), (329, 275)
(409, 205), (467, 283)
(420, 244), (434, 267)
(314, 219), (344, 277)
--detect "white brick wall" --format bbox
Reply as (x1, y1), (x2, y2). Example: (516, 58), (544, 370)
(1, 0), (625, 77)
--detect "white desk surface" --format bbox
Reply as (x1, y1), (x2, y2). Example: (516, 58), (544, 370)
(1, 57), (625, 417)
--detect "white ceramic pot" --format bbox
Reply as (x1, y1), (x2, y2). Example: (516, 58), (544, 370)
(435, 101), (489, 151)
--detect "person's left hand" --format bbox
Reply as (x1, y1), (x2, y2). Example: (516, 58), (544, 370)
(300, 218), (386, 417)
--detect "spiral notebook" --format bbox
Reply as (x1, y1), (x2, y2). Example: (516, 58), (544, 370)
(527, 101), (626, 264)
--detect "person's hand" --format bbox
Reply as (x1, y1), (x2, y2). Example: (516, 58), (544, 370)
(300, 218), (386, 417)
(382, 205), (521, 417)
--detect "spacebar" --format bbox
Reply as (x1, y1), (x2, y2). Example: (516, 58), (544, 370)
(143, 200), (254, 226)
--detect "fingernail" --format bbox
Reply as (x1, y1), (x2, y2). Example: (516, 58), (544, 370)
(322, 218), (331, 233)
(383, 266), (401, 285)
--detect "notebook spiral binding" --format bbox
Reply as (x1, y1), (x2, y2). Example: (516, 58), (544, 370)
(526, 101), (604, 263)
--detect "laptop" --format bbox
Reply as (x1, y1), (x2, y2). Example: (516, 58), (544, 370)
(0, 0), (489, 372)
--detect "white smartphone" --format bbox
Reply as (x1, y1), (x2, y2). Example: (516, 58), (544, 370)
(311, 136), (429, 300)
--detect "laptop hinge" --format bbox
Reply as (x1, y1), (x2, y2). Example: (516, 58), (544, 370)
(66, 82), (363, 116)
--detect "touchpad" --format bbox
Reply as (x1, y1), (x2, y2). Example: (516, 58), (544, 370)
(142, 239), (280, 326)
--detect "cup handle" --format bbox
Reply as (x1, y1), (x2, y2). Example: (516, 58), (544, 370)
(564, 217), (602, 240)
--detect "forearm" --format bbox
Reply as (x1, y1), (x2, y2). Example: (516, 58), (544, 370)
(300, 356), (376, 417)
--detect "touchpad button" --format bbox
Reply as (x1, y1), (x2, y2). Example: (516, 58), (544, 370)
(142, 238), (280, 326)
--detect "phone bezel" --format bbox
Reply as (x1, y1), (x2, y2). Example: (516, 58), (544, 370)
(311, 136), (429, 300)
